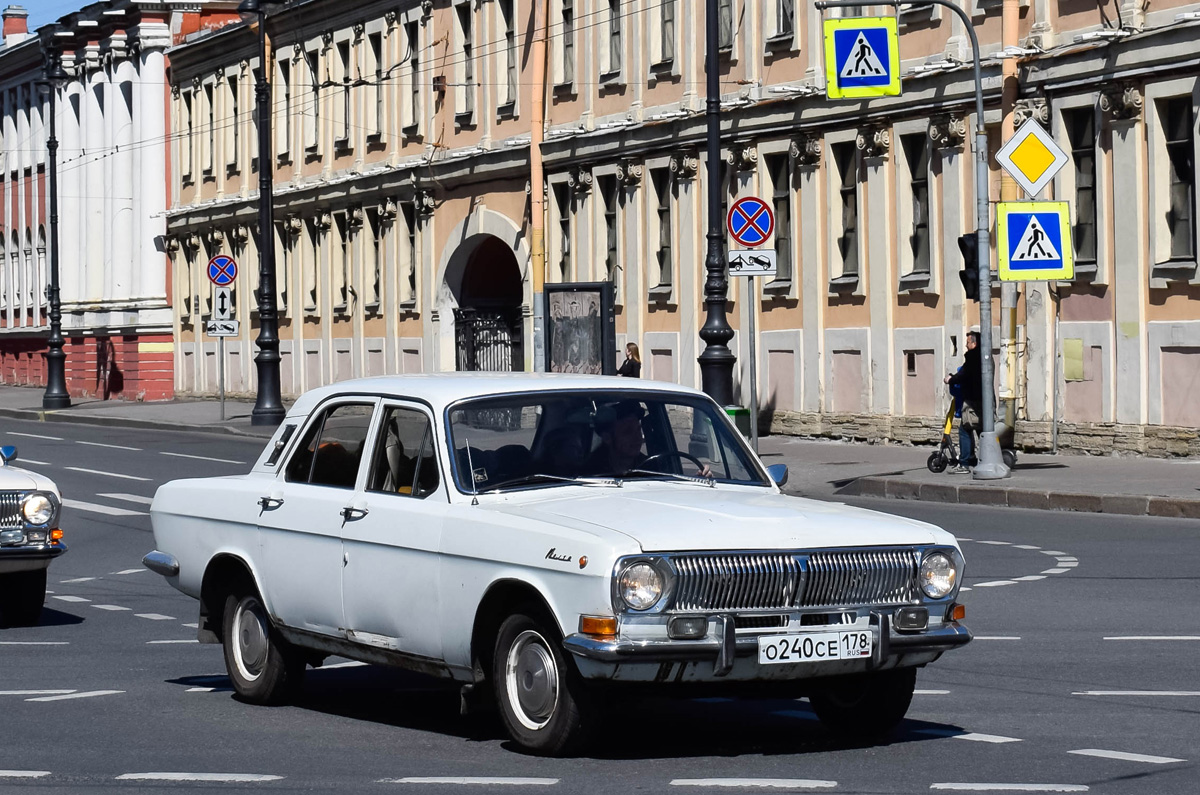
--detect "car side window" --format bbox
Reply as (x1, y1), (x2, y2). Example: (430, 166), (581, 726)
(284, 403), (375, 488)
(367, 406), (440, 498)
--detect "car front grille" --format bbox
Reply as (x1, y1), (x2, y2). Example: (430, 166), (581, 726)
(667, 549), (919, 612)
(0, 491), (23, 529)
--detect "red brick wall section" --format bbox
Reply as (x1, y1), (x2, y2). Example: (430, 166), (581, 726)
(0, 334), (174, 401)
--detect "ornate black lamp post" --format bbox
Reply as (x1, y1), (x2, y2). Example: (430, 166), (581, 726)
(697, 0), (735, 406)
(40, 28), (70, 409)
(239, 0), (285, 426)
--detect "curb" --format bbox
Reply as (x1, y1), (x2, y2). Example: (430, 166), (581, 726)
(839, 475), (1200, 519)
(0, 406), (276, 440)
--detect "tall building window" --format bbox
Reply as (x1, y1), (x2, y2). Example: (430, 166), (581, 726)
(600, 175), (620, 288)
(304, 50), (320, 152)
(1164, 97), (1195, 261)
(718, 0), (734, 50)
(606, 0), (622, 75)
(367, 209), (382, 308)
(661, 0), (675, 64)
(204, 82), (215, 174)
(334, 212), (349, 310)
(766, 154), (792, 283)
(500, 0), (517, 107)
(182, 90), (194, 180)
(226, 75), (239, 170)
(1065, 108), (1097, 267)
(902, 134), (930, 274)
(275, 58), (291, 159)
(554, 183), (571, 280)
(652, 168), (672, 289)
(274, 223), (291, 314)
(562, 0), (575, 84)
(368, 32), (384, 137)
(457, 3), (475, 117)
(336, 40), (351, 145)
(776, 0), (795, 38)
(402, 203), (417, 304)
(833, 142), (859, 276)
(405, 20), (421, 131)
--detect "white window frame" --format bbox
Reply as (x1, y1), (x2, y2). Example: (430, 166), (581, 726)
(594, 166), (622, 302)
(550, 0), (576, 88)
(894, 121), (939, 292)
(401, 15), (424, 135)
(758, 140), (797, 297)
(274, 54), (292, 161)
(646, 158), (675, 301)
(649, 0), (676, 69)
(765, 0), (797, 52)
(1052, 94), (1109, 285)
(332, 35), (354, 151)
(302, 46), (321, 154)
(365, 27), (385, 142)
(454, 1), (476, 122)
(1146, 77), (1200, 284)
(548, 174), (573, 283)
(600, 0), (623, 82)
(496, 0), (519, 114)
(826, 132), (863, 290)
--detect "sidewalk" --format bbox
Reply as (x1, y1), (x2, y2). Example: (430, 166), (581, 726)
(0, 385), (1197, 519)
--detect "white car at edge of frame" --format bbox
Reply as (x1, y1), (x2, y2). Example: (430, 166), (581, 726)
(0, 444), (66, 627)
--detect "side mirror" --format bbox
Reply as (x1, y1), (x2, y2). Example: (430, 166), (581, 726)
(766, 463), (788, 487)
(0, 445), (16, 465)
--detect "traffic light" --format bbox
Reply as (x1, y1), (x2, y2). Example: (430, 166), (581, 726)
(958, 233), (979, 301)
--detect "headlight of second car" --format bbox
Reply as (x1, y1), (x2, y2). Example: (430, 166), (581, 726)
(919, 552), (957, 598)
(21, 492), (57, 527)
(618, 563), (664, 611)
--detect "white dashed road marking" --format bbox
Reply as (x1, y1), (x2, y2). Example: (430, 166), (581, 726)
(116, 773), (284, 783)
(8, 432), (63, 441)
(0, 641), (69, 646)
(92, 605), (131, 612)
(99, 493), (154, 505)
(0, 690), (75, 696)
(0, 771), (51, 779)
(1103, 636), (1200, 641)
(915, 689), (951, 695)
(136, 613), (176, 621)
(1013, 545), (1041, 550)
(77, 440), (142, 451)
(51, 595), (89, 603)
(59, 577), (95, 584)
(26, 690), (124, 702)
(1068, 749), (1185, 764)
(1073, 691), (1200, 697)
(14, 458), (50, 465)
(1040, 550), (1068, 556)
(1014, 576), (1046, 582)
(113, 568), (148, 575)
(63, 499), (147, 517)
(64, 466), (151, 481)
(383, 778), (560, 786)
(670, 780), (836, 789)
(1041, 569), (1069, 575)
(973, 636), (1021, 641)
(930, 786), (1087, 792)
(147, 640), (199, 644)
(320, 661), (369, 670)
(973, 581), (1018, 587)
(916, 729), (1022, 744)
(976, 541), (1011, 546)
(161, 451), (246, 465)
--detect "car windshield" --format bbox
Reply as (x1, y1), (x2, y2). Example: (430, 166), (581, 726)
(446, 390), (767, 493)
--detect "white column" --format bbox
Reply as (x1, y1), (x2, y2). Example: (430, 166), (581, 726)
(59, 77), (84, 311)
(1111, 115), (1147, 425)
(83, 50), (105, 303)
(16, 85), (29, 323)
(136, 36), (169, 303)
(797, 151), (823, 413)
(864, 141), (894, 413)
(112, 45), (136, 307)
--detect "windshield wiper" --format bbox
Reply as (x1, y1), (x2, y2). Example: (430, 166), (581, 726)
(479, 473), (620, 493)
(620, 469), (716, 488)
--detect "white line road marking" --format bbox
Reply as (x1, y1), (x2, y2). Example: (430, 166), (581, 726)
(1057, 561), (1079, 568)
(1055, 557), (1078, 562)
(0, 771), (52, 779)
(974, 636), (1021, 640)
(383, 778), (560, 786)
(0, 641), (69, 646)
(1040, 550), (1068, 556)
(1015, 575), (1047, 582)
(116, 773), (284, 783)
(1073, 691), (1200, 696)
(930, 786), (1088, 792)
(0, 690), (76, 696)
(26, 690), (124, 702)
(161, 451), (246, 465)
(147, 639), (199, 644)
(973, 580), (1018, 587)
(136, 613), (176, 621)
(91, 605), (132, 612)
(59, 577), (95, 584)
(916, 729), (1022, 743)
(15, 458), (50, 465)
(1042, 569), (1070, 575)
(64, 466), (150, 481)
(916, 689), (951, 695)
(670, 780), (836, 789)
(1013, 545), (1041, 550)
(113, 568), (148, 575)
(320, 661), (369, 670)
(51, 595), (89, 603)
(186, 687), (234, 692)
(98, 493), (154, 505)
(959, 587), (972, 592)
(1103, 636), (1200, 641)
(77, 440), (142, 451)
(1069, 749), (1185, 764)
(976, 541), (1011, 546)
(182, 622), (199, 628)
(8, 432), (63, 441)
(62, 499), (147, 517)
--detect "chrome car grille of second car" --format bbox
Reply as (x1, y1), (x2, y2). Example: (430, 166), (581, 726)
(668, 549), (919, 611)
(0, 491), (23, 529)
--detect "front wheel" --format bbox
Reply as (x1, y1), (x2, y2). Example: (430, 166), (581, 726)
(493, 611), (594, 756)
(222, 591), (305, 705)
(927, 451), (948, 474)
(809, 667), (917, 740)
(0, 569), (46, 627)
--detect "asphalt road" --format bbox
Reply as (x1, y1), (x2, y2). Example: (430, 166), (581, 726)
(1, 417), (1197, 794)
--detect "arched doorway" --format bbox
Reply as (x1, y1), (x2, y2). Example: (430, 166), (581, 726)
(452, 235), (524, 372)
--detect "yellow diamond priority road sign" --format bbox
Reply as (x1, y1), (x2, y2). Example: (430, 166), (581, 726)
(996, 119), (1069, 199)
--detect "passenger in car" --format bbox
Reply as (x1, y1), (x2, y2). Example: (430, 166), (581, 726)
(586, 401), (647, 476)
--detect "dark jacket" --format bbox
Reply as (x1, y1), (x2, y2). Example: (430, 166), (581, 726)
(949, 347), (982, 403)
(617, 358), (641, 378)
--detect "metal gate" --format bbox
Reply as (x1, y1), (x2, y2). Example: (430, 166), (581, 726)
(454, 308), (524, 373)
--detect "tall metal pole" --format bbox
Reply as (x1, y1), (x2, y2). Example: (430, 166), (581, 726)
(697, 0), (735, 406)
(248, 7), (285, 426)
(42, 43), (70, 410)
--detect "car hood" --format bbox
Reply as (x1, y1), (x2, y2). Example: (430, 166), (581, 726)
(483, 485), (951, 552)
(0, 464), (58, 494)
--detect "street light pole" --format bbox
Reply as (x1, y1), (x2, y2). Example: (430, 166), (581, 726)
(241, 0), (285, 426)
(697, 0), (736, 407)
(41, 34), (70, 410)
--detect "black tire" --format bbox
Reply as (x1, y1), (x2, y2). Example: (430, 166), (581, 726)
(809, 667), (917, 740)
(927, 451), (948, 474)
(492, 610), (594, 756)
(1002, 449), (1017, 469)
(0, 569), (46, 627)
(221, 591), (305, 705)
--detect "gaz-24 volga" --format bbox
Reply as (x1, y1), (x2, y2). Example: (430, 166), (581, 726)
(144, 374), (971, 755)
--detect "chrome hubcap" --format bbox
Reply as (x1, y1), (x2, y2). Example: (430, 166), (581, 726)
(233, 596), (269, 683)
(505, 629), (559, 731)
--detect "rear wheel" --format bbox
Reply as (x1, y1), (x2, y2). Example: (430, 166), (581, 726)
(1002, 449), (1018, 469)
(809, 667), (917, 739)
(0, 569), (46, 627)
(222, 591), (305, 705)
(492, 610), (594, 756)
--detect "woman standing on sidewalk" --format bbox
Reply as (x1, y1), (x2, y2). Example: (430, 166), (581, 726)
(617, 343), (641, 378)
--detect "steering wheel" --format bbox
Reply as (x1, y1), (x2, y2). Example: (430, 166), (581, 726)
(639, 450), (709, 475)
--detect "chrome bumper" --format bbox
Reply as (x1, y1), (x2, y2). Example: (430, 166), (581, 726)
(142, 550), (179, 578)
(564, 612), (972, 676)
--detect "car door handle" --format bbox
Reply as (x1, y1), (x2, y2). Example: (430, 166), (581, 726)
(340, 506), (368, 521)
(258, 496), (284, 510)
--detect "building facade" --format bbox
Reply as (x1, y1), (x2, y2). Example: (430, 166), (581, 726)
(165, 0), (1200, 455)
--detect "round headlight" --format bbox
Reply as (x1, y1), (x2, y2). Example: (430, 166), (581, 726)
(22, 492), (55, 526)
(618, 563), (664, 611)
(920, 552), (957, 598)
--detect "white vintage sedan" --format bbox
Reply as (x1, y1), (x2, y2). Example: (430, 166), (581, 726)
(144, 374), (970, 754)
(0, 445), (66, 627)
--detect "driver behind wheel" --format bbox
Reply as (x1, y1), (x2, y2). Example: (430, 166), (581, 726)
(585, 401), (648, 477)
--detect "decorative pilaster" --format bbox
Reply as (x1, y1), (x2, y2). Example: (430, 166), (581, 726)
(567, 167), (593, 196)
(616, 159), (643, 188)
(856, 125), (891, 159)
(790, 134), (822, 168)
(1100, 83), (1144, 121)
(725, 143), (758, 173)
(1013, 98), (1050, 127)
(670, 149), (700, 181)
(929, 113), (966, 151)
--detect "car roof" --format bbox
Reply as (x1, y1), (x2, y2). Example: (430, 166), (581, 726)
(285, 373), (711, 419)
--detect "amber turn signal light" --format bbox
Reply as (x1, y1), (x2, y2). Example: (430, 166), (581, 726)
(50, 529), (64, 541)
(578, 615), (617, 637)
(948, 603), (966, 621)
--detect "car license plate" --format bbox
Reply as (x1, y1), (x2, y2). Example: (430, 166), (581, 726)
(757, 631), (873, 665)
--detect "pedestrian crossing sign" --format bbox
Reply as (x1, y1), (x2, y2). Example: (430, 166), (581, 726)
(996, 202), (1074, 282)
(823, 17), (901, 99)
